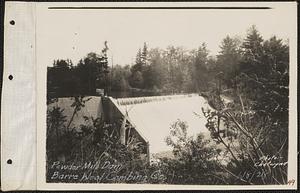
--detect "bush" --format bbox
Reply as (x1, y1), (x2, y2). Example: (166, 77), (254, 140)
(156, 120), (225, 184)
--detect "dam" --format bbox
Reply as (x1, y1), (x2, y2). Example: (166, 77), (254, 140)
(113, 94), (211, 154)
(48, 94), (212, 160)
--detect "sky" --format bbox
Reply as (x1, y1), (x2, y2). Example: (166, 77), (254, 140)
(37, 2), (296, 67)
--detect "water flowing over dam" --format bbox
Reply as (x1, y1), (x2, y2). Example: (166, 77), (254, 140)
(112, 94), (211, 154)
(48, 94), (212, 159)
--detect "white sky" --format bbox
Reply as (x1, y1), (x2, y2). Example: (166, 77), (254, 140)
(37, 2), (296, 67)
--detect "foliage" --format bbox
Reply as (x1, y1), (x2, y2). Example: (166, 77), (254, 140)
(46, 96), (149, 183)
(201, 26), (289, 185)
(157, 120), (225, 184)
(216, 35), (242, 87)
(48, 42), (109, 98)
(47, 25), (290, 185)
(111, 65), (131, 91)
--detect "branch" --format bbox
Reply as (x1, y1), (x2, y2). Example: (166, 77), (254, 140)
(216, 158), (254, 185)
(217, 134), (241, 168)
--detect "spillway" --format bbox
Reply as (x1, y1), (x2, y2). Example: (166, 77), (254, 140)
(113, 94), (211, 155)
(48, 94), (212, 159)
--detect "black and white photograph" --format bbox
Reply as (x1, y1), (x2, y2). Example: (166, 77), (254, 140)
(41, 2), (296, 187)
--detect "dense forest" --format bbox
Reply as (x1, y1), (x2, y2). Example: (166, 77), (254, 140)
(48, 25), (288, 99)
(47, 25), (289, 184)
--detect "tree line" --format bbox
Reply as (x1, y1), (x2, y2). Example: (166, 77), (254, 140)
(48, 25), (288, 99)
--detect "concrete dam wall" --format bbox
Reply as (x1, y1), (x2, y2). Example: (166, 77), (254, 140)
(48, 94), (211, 159)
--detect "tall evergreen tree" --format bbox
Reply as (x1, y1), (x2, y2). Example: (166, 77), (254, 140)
(241, 25), (264, 75)
(193, 43), (209, 92)
(132, 48), (143, 73)
(217, 35), (242, 87)
(141, 42), (148, 66)
(130, 48), (144, 88)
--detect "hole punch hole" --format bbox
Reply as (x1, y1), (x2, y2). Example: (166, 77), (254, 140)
(7, 159), (12, 164)
(8, 75), (13, 80)
(10, 20), (15, 25)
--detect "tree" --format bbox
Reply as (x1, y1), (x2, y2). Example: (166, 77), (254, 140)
(217, 35), (242, 87)
(131, 48), (143, 73)
(143, 48), (168, 90)
(192, 43), (210, 92)
(130, 48), (145, 89)
(47, 59), (78, 97)
(159, 120), (224, 184)
(202, 30), (289, 184)
(255, 36), (289, 157)
(130, 71), (144, 89)
(47, 43), (111, 97)
(141, 42), (149, 66)
(181, 64), (194, 93)
(111, 65), (130, 91)
(75, 52), (105, 94)
(72, 42), (110, 95)
(240, 25), (264, 76)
